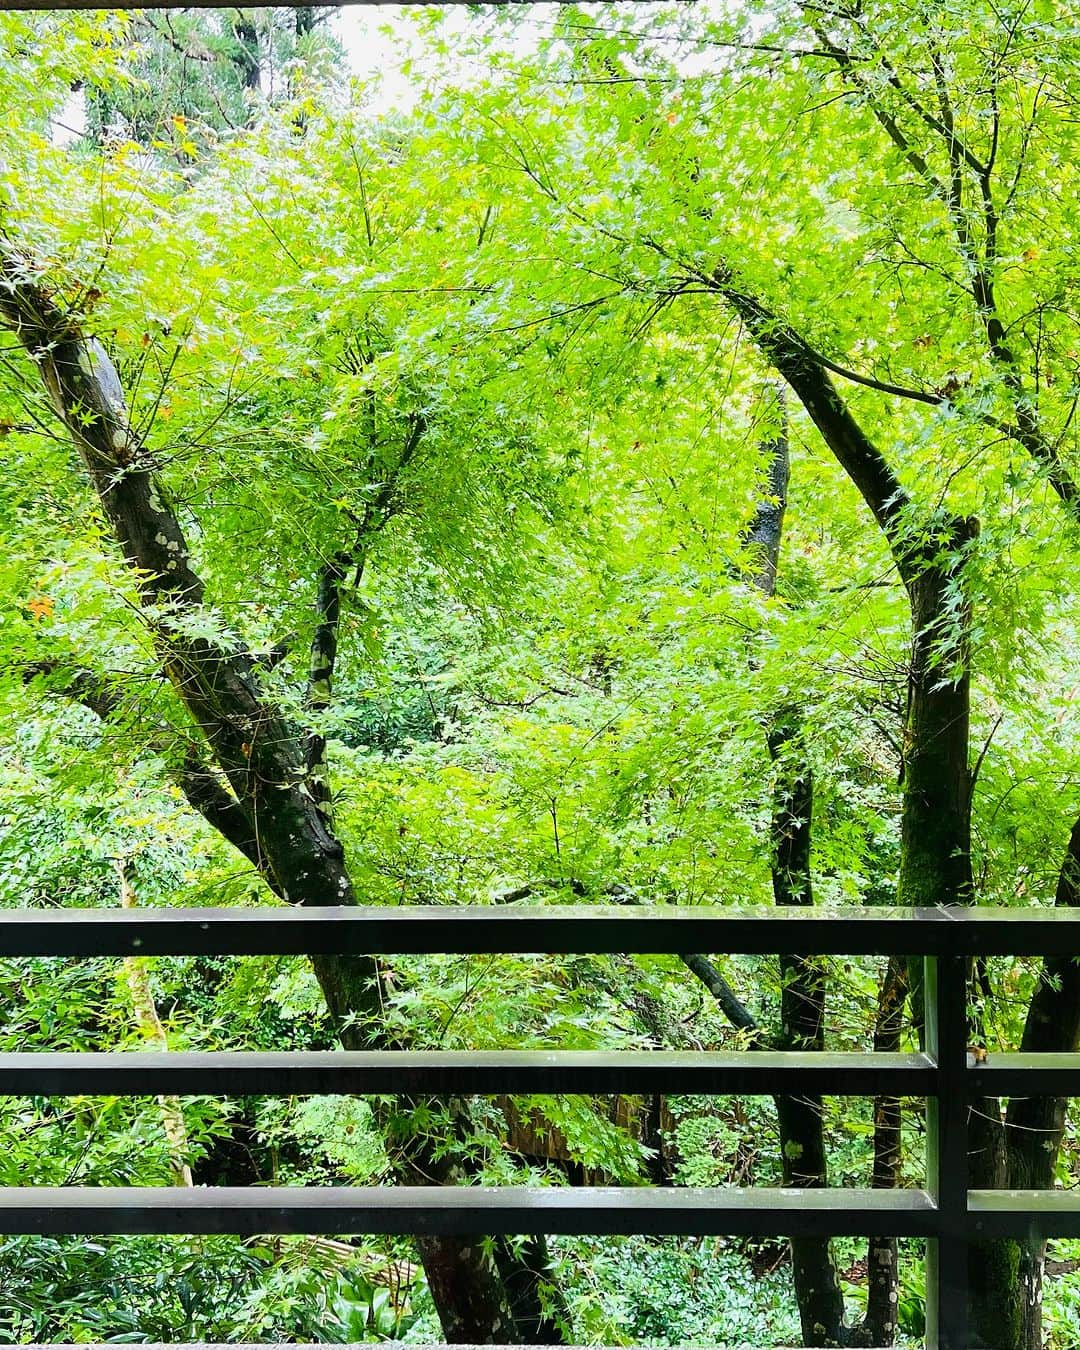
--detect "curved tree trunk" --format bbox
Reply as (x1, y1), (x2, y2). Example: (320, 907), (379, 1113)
(706, 282), (985, 1346)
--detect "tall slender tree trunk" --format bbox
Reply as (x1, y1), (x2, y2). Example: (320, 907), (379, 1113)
(1005, 819), (1080, 1347)
(891, 522), (994, 1344)
(678, 399), (850, 1344)
(230, 13), (261, 93)
(852, 955), (908, 1348)
(895, 532), (975, 912)
(770, 718), (846, 1347)
(748, 402), (846, 1346)
(967, 819), (1080, 1349)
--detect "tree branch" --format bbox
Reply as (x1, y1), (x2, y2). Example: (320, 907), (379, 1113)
(0, 256), (203, 606)
(304, 412), (426, 812)
(803, 22), (1080, 522)
(744, 384), (789, 593)
(177, 749), (263, 872)
(698, 263), (916, 572)
(22, 660), (122, 721)
(810, 23), (945, 194)
(679, 952), (763, 1040)
(493, 879), (763, 1040)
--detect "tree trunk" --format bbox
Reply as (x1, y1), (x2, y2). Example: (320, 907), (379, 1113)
(890, 523), (1011, 1346)
(679, 402), (849, 1344)
(770, 718), (846, 1348)
(968, 818), (1080, 1349)
(749, 405), (846, 1347)
(895, 530), (975, 911)
(715, 297), (976, 1344)
(709, 262), (1080, 1349)
(313, 951), (563, 1342)
(853, 956), (907, 1348)
(230, 15), (261, 93)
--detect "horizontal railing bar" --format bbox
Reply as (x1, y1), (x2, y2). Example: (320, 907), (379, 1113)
(968, 1054), (1080, 1096)
(0, 1186), (938, 1237)
(3, 1183), (1078, 1240)
(1, 904), (1077, 957)
(0, 1050), (937, 1097)
(969, 1190), (1080, 1239)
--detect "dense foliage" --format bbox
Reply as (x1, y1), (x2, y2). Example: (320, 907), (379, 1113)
(1, 3), (1079, 1346)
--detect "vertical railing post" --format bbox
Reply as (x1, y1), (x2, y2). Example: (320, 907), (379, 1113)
(924, 953), (970, 1349)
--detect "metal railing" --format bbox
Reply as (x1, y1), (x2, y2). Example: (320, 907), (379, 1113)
(3, 903), (1079, 1349)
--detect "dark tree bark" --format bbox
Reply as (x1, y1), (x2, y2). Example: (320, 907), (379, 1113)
(742, 405), (847, 1344)
(0, 255), (560, 1345)
(768, 29), (1080, 1337)
(970, 819), (1080, 1348)
(895, 521), (975, 911)
(708, 264), (1080, 1345)
(853, 956), (908, 1348)
(769, 716), (846, 1348)
(680, 396), (918, 1345)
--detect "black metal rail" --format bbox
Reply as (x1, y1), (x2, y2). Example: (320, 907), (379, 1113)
(0, 1049), (936, 1096)
(3, 904), (1080, 1350)
(2, 901), (1077, 956)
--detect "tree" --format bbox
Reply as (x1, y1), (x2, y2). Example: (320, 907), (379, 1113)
(82, 8), (343, 154)
(462, 2), (1077, 1343)
(1, 33), (571, 1335)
